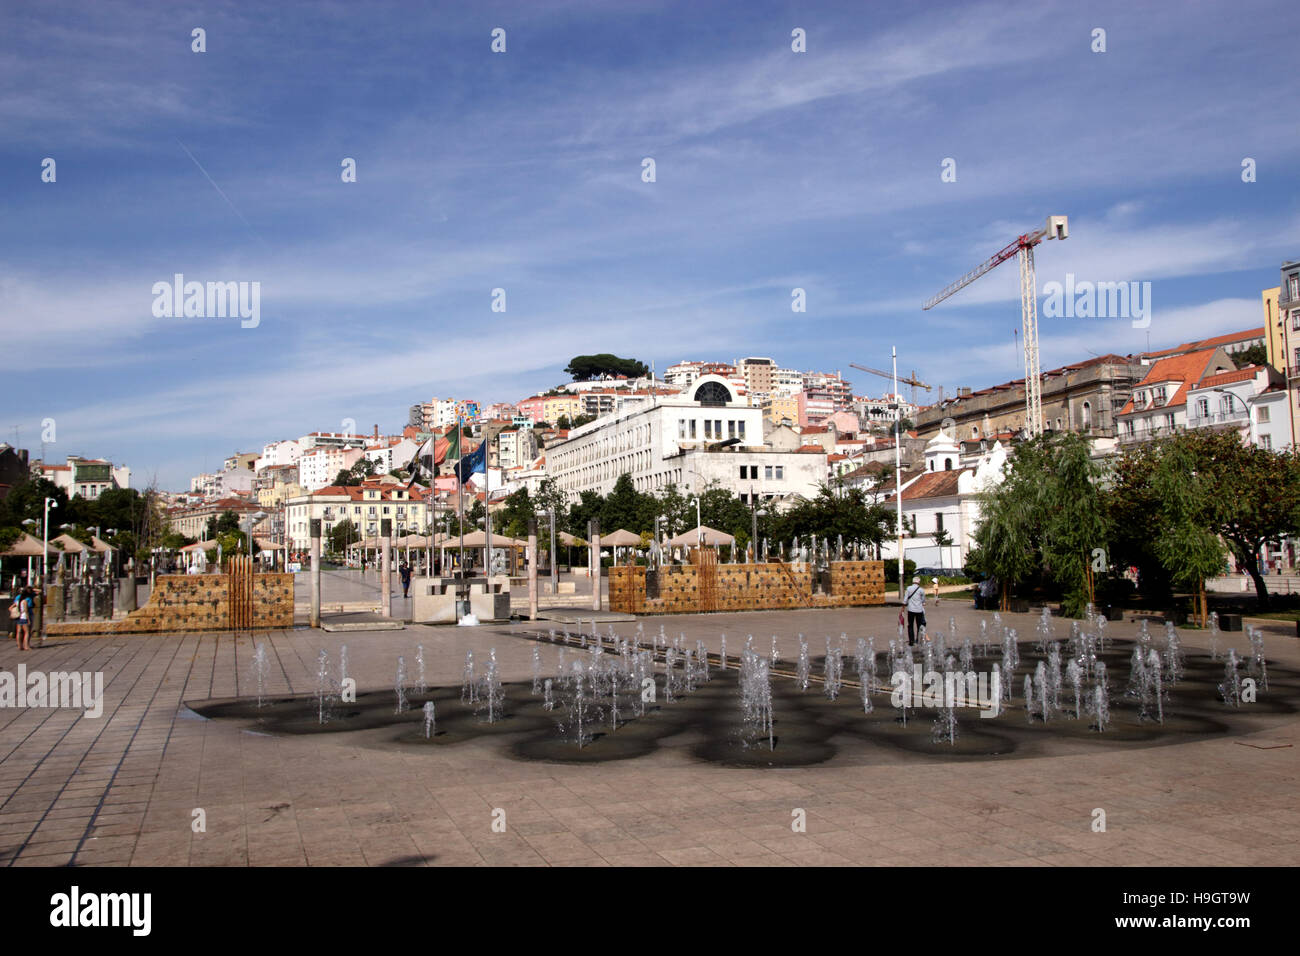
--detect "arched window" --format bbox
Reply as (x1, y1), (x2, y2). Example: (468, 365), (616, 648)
(694, 380), (732, 407)
(944, 458), (953, 470)
(1081, 401), (1092, 428)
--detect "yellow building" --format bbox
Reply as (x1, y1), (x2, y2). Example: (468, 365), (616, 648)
(1263, 286), (1284, 374)
(542, 394), (582, 424)
(761, 393), (799, 427)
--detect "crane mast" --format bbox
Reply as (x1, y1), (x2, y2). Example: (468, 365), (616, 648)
(923, 216), (1068, 438)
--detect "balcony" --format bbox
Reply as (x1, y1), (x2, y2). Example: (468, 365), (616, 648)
(1187, 409), (1249, 429)
(1289, 365), (1300, 379)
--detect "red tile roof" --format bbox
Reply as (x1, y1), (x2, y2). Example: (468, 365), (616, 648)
(1196, 366), (1258, 389)
(1119, 348), (1230, 415)
(1142, 328), (1264, 359)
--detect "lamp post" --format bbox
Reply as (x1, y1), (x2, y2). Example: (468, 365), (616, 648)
(892, 347), (905, 601)
(537, 508), (558, 594)
(41, 497), (57, 586)
(246, 511), (268, 565)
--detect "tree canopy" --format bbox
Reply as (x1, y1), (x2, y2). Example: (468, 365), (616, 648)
(564, 354), (648, 381)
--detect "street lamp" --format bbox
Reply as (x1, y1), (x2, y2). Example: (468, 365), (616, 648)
(537, 507), (558, 594)
(42, 497), (57, 586)
(246, 511), (268, 563)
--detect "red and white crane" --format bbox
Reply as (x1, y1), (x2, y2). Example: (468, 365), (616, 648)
(922, 215), (1068, 438)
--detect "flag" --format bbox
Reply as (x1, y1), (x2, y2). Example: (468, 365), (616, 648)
(446, 426), (461, 461)
(454, 441), (486, 482)
(432, 436), (450, 465)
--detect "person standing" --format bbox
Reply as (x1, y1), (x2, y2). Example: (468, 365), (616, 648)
(11, 588), (35, 651)
(400, 562), (412, 599)
(904, 575), (927, 646)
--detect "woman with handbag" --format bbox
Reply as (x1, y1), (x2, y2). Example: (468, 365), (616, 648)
(11, 588), (35, 651)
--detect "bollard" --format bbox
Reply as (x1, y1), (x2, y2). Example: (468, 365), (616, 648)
(380, 519), (393, 618)
(310, 519), (322, 628)
(527, 518), (539, 622)
(589, 518), (601, 612)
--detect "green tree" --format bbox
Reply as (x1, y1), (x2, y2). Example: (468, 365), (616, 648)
(1150, 440), (1225, 625)
(328, 518), (358, 554)
(1232, 343), (1268, 369)
(1161, 430), (1300, 608)
(1039, 433), (1110, 615)
(600, 474), (647, 534)
(564, 353), (649, 381)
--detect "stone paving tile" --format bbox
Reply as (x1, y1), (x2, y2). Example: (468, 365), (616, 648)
(2, 606), (1299, 866)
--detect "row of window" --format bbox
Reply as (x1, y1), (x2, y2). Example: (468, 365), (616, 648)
(678, 418), (746, 441)
(738, 465), (784, 480)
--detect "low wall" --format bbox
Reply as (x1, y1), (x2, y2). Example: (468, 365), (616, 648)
(45, 572), (294, 636)
(608, 560), (885, 614)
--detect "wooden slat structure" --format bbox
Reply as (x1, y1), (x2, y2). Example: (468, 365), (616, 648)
(228, 555), (254, 631)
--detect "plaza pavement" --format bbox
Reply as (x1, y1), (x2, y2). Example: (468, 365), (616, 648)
(1, 601), (1297, 867)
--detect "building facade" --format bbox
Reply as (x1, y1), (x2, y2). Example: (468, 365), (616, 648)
(546, 375), (827, 502)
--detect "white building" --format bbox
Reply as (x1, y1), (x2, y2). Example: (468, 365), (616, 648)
(297, 445), (364, 491)
(497, 428), (539, 471)
(547, 374), (828, 503)
(38, 456), (130, 500)
(1186, 364), (1291, 451)
(286, 477), (435, 550)
(255, 439), (303, 471)
(364, 437), (421, 475)
(875, 429), (1010, 570)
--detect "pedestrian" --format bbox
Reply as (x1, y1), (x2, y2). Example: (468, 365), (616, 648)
(400, 562), (412, 599)
(11, 587), (35, 651)
(904, 575), (927, 646)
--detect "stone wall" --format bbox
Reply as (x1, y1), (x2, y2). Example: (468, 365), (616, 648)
(45, 573), (294, 636)
(609, 561), (885, 614)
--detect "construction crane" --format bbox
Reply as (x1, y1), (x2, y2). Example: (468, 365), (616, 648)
(849, 363), (931, 408)
(922, 215), (1068, 438)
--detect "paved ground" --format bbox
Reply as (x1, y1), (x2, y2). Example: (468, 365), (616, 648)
(1, 603), (1297, 867)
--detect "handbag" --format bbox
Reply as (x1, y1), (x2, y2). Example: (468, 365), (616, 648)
(9, 602), (21, 620)
(897, 608), (905, 627)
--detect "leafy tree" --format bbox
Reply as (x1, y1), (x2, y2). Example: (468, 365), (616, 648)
(0, 477), (69, 534)
(1038, 433), (1110, 615)
(333, 458), (376, 487)
(205, 510), (242, 540)
(328, 518), (358, 554)
(564, 353), (649, 381)
(1232, 343), (1268, 369)
(555, 415), (571, 431)
(600, 474), (646, 535)
(1150, 440), (1225, 626)
(1157, 430), (1300, 608)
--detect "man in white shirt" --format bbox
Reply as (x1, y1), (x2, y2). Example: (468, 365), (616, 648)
(904, 575), (927, 646)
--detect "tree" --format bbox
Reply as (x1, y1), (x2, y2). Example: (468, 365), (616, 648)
(328, 518), (358, 554)
(333, 458), (376, 487)
(600, 474), (647, 535)
(1150, 440), (1225, 626)
(1156, 430), (1300, 609)
(564, 353), (649, 381)
(205, 510), (242, 540)
(1232, 343), (1268, 369)
(933, 528), (954, 568)
(1038, 432), (1109, 615)
(970, 442), (1046, 611)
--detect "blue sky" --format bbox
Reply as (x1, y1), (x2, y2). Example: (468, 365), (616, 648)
(2, 0), (1298, 490)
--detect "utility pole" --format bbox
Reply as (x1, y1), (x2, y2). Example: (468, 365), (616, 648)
(893, 349), (904, 601)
